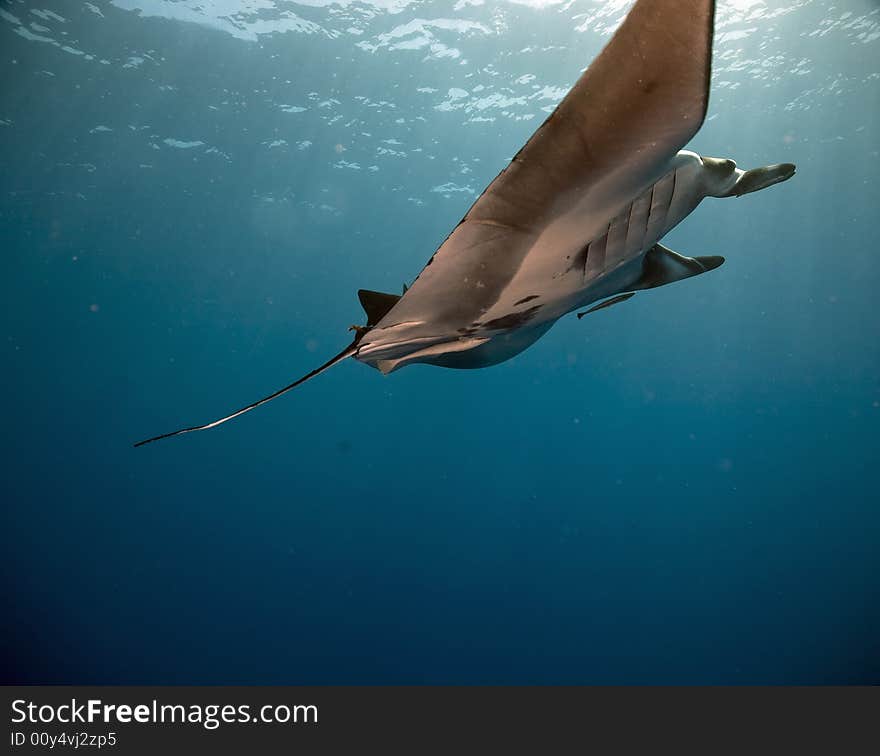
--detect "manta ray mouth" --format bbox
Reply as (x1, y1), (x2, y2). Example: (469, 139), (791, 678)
(374, 337), (490, 375)
(356, 328), (494, 373)
(355, 334), (444, 361)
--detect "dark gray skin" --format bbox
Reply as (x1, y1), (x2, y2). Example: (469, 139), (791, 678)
(135, 0), (795, 447)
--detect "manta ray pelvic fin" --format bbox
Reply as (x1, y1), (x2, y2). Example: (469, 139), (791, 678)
(632, 243), (725, 292)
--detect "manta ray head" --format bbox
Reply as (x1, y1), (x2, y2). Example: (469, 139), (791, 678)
(354, 321), (458, 373)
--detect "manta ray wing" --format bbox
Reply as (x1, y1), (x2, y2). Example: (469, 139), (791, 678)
(366, 0), (716, 337)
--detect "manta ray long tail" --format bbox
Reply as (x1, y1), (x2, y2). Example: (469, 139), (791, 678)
(133, 340), (360, 447)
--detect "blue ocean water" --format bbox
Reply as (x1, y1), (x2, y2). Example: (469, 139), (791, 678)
(2, 0), (878, 684)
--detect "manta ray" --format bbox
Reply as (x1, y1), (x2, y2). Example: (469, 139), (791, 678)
(135, 0), (795, 447)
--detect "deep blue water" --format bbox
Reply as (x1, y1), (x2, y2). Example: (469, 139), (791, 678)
(2, 0), (878, 684)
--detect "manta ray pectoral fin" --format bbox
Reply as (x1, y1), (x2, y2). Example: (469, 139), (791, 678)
(133, 337), (361, 447)
(358, 289), (401, 326)
(633, 243), (725, 291)
(576, 292), (636, 319)
(721, 163), (797, 198)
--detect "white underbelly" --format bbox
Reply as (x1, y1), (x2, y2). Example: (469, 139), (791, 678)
(478, 150), (710, 325)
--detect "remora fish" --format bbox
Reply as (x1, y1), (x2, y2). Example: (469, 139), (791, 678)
(135, 0), (795, 447)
